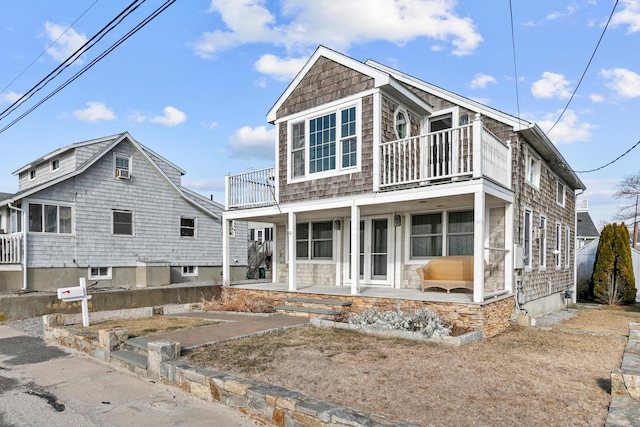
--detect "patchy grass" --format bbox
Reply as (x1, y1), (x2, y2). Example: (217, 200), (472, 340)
(199, 292), (275, 313)
(76, 316), (217, 338)
(184, 305), (637, 427)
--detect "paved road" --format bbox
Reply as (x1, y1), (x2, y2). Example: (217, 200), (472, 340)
(0, 325), (259, 427)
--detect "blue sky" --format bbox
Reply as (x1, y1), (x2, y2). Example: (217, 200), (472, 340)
(1, 0), (639, 229)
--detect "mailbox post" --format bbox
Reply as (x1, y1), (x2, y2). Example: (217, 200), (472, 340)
(57, 278), (92, 327)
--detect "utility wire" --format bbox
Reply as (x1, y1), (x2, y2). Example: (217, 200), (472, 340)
(508, 0), (522, 129)
(0, 0), (146, 122)
(0, 0), (177, 135)
(546, 0), (619, 134)
(0, 0), (100, 98)
(574, 139), (640, 173)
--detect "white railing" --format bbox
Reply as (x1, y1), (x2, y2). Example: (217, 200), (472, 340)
(380, 116), (510, 189)
(0, 233), (23, 264)
(226, 167), (276, 209)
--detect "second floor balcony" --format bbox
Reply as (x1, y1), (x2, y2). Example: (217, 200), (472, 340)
(226, 114), (511, 210)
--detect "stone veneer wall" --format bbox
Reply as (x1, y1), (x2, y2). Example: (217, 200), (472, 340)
(225, 287), (514, 338)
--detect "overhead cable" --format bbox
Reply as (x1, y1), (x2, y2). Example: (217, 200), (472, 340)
(0, 0), (177, 135)
(574, 139), (640, 173)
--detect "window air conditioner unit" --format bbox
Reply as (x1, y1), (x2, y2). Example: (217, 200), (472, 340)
(115, 168), (130, 179)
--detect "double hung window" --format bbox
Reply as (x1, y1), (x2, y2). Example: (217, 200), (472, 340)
(410, 210), (473, 259)
(296, 221), (333, 260)
(289, 102), (359, 180)
(113, 210), (133, 235)
(180, 217), (196, 237)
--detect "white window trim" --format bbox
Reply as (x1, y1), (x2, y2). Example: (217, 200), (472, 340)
(523, 207), (533, 271)
(526, 149), (541, 190)
(405, 209), (474, 263)
(180, 216), (197, 238)
(564, 225), (571, 269)
(112, 209), (134, 236)
(287, 98), (362, 183)
(555, 222), (562, 269)
(26, 199), (75, 235)
(29, 169), (36, 181)
(539, 214), (547, 271)
(295, 221), (335, 263)
(393, 106), (410, 140)
(50, 158), (60, 173)
(88, 266), (112, 280)
(557, 180), (565, 207)
(113, 153), (132, 179)
(181, 266), (198, 277)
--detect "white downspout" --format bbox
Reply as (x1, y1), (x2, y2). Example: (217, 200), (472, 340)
(8, 203), (27, 291)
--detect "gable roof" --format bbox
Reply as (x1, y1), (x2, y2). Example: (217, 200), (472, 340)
(1, 132), (219, 218)
(577, 211), (600, 238)
(267, 45), (432, 123)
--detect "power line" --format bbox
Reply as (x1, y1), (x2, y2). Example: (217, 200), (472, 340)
(0, 0), (177, 135)
(0, 0), (146, 122)
(0, 0), (100, 98)
(574, 139), (640, 173)
(508, 0), (522, 128)
(546, 0), (619, 134)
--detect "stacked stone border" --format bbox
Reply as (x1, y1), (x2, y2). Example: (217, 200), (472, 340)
(608, 323), (640, 426)
(225, 287), (514, 338)
(41, 305), (492, 426)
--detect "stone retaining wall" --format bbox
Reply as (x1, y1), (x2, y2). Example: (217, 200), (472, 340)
(225, 287), (514, 337)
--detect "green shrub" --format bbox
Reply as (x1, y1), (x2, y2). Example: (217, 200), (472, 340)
(592, 223), (636, 305)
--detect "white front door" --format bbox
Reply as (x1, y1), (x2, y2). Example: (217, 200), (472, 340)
(346, 216), (392, 286)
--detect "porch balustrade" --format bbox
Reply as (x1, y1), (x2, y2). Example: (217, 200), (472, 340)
(0, 232), (23, 264)
(226, 167), (276, 210)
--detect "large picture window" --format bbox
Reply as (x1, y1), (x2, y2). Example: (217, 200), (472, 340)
(289, 102), (359, 179)
(28, 203), (72, 234)
(296, 221), (333, 260)
(410, 210), (473, 259)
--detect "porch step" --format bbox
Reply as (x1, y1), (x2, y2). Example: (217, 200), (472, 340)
(110, 349), (147, 374)
(276, 297), (352, 321)
(124, 336), (149, 355)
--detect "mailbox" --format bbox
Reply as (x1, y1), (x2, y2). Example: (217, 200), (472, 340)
(57, 285), (86, 301)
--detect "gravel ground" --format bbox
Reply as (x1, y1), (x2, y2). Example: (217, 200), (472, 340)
(533, 308), (579, 325)
(7, 303), (197, 339)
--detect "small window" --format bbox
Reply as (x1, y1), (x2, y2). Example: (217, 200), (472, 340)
(51, 158), (60, 172)
(89, 267), (112, 279)
(394, 107), (410, 140)
(29, 169), (36, 180)
(526, 153), (541, 188)
(539, 215), (547, 270)
(180, 217), (196, 237)
(113, 210), (133, 235)
(523, 208), (533, 269)
(181, 266), (198, 277)
(229, 220), (236, 237)
(291, 122), (305, 177)
(114, 154), (131, 179)
(555, 222), (562, 269)
(557, 181), (565, 207)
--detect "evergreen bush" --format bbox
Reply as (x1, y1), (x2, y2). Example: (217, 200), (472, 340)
(591, 223), (637, 305)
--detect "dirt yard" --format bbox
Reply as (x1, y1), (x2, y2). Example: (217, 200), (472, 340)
(76, 316), (217, 338)
(184, 305), (640, 427)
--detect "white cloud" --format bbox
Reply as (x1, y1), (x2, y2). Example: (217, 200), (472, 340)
(546, 5), (578, 20)
(531, 72), (572, 99)
(611, 0), (640, 33)
(0, 91), (22, 104)
(589, 93), (605, 103)
(182, 177), (226, 192)
(193, 0), (483, 59)
(470, 73), (496, 89)
(228, 125), (276, 159)
(254, 54), (308, 81)
(536, 110), (596, 143)
(600, 68), (640, 98)
(149, 106), (187, 127)
(72, 101), (115, 122)
(44, 22), (88, 63)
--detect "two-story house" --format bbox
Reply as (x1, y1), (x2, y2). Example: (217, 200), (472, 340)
(0, 132), (247, 291)
(221, 46), (584, 334)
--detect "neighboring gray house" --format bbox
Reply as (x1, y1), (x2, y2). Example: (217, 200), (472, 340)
(0, 132), (247, 291)
(576, 200), (600, 249)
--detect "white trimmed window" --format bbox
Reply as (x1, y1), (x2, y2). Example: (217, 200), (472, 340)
(288, 101), (360, 180)
(114, 153), (131, 179)
(296, 221), (333, 260)
(180, 217), (196, 238)
(394, 107), (410, 139)
(29, 169), (36, 180)
(555, 222), (562, 269)
(557, 181), (565, 207)
(181, 266), (198, 277)
(28, 203), (72, 234)
(564, 225), (571, 268)
(89, 267), (112, 280)
(523, 208), (533, 270)
(539, 215), (547, 270)
(113, 210), (133, 235)
(51, 158), (60, 172)
(410, 210), (474, 259)
(526, 152), (541, 189)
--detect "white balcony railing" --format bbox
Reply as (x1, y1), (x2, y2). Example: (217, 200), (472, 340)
(0, 232), (23, 264)
(226, 167), (276, 210)
(380, 115), (511, 189)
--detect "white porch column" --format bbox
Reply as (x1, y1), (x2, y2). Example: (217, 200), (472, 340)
(335, 219), (342, 286)
(288, 211), (297, 291)
(504, 202), (514, 294)
(473, 191), (485, 303)
(350, 204), (360, 295)
(222, 215), (230, 285)
(472, 114), (483, 179)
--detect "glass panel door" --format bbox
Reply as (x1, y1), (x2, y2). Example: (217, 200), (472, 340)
(371, 218), (388, 279)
